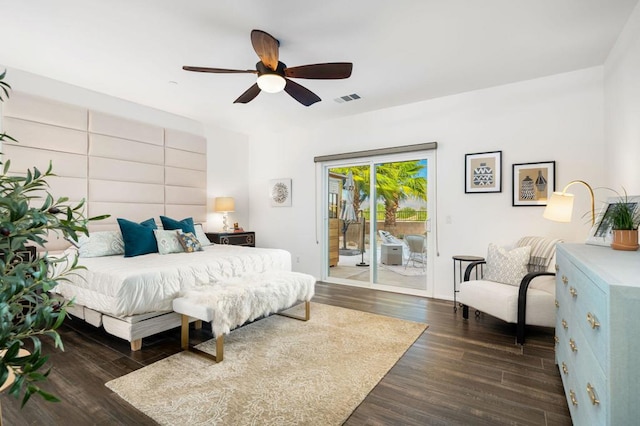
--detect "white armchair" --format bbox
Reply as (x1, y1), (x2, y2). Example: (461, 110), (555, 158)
(458, 236), (562, 345)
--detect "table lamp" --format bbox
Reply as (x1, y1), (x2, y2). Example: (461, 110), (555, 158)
(214, 197), (235, 232)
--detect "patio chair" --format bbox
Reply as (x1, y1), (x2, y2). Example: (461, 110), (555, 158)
(404, 234), (426, 269)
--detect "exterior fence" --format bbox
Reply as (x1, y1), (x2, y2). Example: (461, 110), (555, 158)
(362, 210), (427, 221)
(342, 220), (427, 248)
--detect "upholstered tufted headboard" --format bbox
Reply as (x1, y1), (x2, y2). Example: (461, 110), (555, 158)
(1, 92), (207, 250)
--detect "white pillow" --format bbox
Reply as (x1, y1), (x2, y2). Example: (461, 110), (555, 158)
(77, 231), (125, 258)
(483, 243), (531, 286)
(153, 229), (184, 255)
(194, 223), (212, 246)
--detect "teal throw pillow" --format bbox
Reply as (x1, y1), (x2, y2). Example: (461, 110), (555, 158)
(160, 216), (196, 234)
(117, 218), (158, 257)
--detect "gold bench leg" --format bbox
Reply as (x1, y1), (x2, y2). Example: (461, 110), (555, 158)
(179, 301), (310, 363)
(277, 300), (311, 321)
(180, 314), (224, 362)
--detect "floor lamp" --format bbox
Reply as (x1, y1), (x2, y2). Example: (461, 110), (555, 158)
(356, 210), (369, 267)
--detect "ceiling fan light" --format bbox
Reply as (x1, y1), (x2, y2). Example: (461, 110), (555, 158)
(257, 74), (286, 93)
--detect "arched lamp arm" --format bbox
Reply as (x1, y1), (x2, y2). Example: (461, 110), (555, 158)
(561, 180), (595, 226)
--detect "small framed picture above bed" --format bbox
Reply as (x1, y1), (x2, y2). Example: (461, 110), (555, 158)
(269, 178), (292, 207)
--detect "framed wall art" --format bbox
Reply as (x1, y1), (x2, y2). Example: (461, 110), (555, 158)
(269, 178), (292, 207)
(465, 151), (502, 193)
(512, 161), (555, 206)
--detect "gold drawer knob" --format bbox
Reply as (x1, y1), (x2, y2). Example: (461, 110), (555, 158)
(562, 319), (568, 330)
(562, 362), (569, 375)
(569, 389), (578, 406)
(554, 336), (559, 345)
(569, 287), (578, 298)
(562, 275), (568, 285)
(586, 312), (600, 329)
(586, 383), (600, 406)
(569, 338), (578, 352)
(555, 299), (560, 308)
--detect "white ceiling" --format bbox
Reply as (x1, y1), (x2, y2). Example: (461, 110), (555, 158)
(1, 0), (638, 136)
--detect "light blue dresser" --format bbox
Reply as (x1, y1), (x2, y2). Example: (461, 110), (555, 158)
(555, 243), (640, 425)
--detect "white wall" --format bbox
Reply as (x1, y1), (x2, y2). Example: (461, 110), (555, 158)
(203, 126), (250, 232)
(248, 67), (606, 300)
(604, 1), (640, 194)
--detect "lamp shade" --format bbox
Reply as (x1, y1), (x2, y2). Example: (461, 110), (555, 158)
(214, 197), (235, 212)
(543, 192), (574, 222)
(257, 74), (286, 93)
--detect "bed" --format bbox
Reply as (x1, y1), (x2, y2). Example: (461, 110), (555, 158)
(54, 244), (292, 350)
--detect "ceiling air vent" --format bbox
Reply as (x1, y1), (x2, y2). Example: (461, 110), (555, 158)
(334, 93), (361, 103)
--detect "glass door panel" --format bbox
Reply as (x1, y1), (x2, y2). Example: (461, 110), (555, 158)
(372, 159), (428, 292)
(323, 152), (433, 296)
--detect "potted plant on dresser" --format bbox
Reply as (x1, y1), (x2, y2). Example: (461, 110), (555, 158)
(0, 70), (106, 416)
(604, 191), (640, 251)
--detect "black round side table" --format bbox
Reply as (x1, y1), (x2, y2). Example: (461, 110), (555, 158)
(452, 255), (484, 311)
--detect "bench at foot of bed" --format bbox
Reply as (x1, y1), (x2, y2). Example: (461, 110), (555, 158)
(172, 270), (315, 362)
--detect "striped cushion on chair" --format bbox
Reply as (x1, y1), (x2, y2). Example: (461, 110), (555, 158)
(516, 236), (562, 273)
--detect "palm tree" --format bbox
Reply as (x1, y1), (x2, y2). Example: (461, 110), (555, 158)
(375, 161), (426, 229)
(331, 161), (426, 231)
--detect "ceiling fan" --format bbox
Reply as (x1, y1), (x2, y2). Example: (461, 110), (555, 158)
(182, 29), (353, 107)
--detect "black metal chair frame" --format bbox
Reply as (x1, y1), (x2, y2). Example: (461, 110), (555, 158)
(461, 260), (555, 345)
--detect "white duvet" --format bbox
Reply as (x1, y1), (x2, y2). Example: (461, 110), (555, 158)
(53, 245), (292, 317)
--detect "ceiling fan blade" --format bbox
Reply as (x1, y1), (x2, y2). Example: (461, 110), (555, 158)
(284, 79), (321, 107)
(285, 63), (353, 79)
(251, 29), (279, 71)
(183, 66), (257, 74)
(233, 83), (261, 104)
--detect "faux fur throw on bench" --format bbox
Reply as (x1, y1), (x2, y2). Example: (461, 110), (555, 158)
(179, 271), (315, 336)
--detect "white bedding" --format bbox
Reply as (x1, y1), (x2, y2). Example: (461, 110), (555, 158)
(53, 245), (291, 317)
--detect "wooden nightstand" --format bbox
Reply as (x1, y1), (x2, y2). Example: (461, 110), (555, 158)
(206, 231), (255, 247)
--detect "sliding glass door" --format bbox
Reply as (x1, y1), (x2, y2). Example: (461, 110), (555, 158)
(323, 151), (434, 296)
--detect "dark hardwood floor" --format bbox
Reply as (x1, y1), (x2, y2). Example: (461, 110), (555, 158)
(1, 282), (571, 425)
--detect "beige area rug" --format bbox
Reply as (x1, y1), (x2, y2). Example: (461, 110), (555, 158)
(106, 302), (427, 426)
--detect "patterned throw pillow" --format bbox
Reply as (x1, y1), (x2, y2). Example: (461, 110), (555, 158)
(77, 231), (125, 258)
(177, 231), (203, 253)
(153, 229), (184, 255)
(483, 243), (531, 286)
